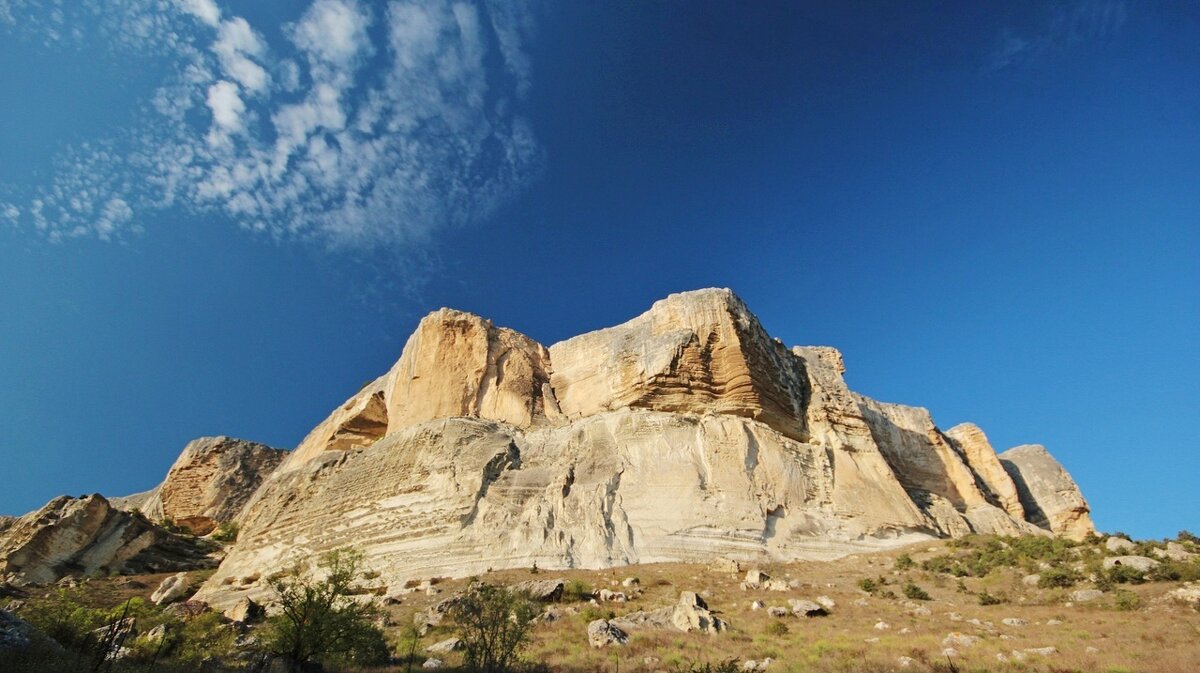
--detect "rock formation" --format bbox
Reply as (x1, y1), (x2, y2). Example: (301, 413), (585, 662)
(0, 495), (216, 585)
(138, 436), (287, 535)
(190, 289), (1092, 608)
(999, 444), (1095, 541)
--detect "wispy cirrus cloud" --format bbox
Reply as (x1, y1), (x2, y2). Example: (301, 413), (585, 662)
(988, 0), (1128, 71)
(0, 0), (543, 250)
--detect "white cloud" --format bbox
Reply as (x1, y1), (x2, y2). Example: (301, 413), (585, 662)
(2, 0), (543, 253)
(177, 0), (219, 27)
(212, 17), (271, 93)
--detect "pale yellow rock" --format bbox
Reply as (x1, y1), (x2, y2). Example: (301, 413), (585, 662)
(286, 309), (560, 467)
(945, 423), (1026, 520)
(0, 495), (212, 585)
(140, 437), (287, 535)
(548, 289), (808, 441)
(999, 444), (1095, 541)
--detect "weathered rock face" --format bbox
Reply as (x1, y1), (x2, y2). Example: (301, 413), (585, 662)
(999, 445), (1095, 540)
(187, 288), (1091, 608)
(139, 437), (287, 535)
(0, 495), (215, 585)
(287, 309), (561, 467)
(945, 423), (1026, 521)
(549, 289), (809, 441)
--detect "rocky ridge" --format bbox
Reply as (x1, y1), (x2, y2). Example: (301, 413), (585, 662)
(187, 288), (1092, 608)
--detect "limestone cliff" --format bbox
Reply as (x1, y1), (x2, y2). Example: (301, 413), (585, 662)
(0, 495), (215, 585)
(1000, 444), (1095, 541)
(191, 289), (1093, 608)
(139, 437), (287, 535)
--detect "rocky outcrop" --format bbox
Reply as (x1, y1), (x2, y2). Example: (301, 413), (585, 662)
(549, 289), (809, 441)
(287, 309), (562, 467)
(186, 289), (1090, 608)
(945, 423), (1025, 520)
(0, 495), (216, 585)
(999, 445), (1095, 540)
(138, 437), (286, 535)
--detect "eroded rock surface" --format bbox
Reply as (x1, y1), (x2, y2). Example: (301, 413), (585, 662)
(178, 289), (1091, 608)
(999, 445), (1095, 540)
(140, 437), (287, 535)
(0, 495), (215, 585)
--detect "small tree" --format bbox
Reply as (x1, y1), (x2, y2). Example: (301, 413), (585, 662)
(450, 584), (539, 673)
(264, 549), (388, 669)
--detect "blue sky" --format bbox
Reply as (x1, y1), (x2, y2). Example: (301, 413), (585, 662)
(1, 1), (1196, 539)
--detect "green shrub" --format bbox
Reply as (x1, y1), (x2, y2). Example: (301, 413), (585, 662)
(263, 548), (389, 668)
(763, 620), (789, 636)
(902, 582), (931, 601)
(210, 521), (239, 542)
(1106, 564), (1147, 585)
(1038, 567), (1082, 588)
(977, 590), (1006, 606)
(668, 658), (741, 673)
(894, 554), (916, 570)
(563, 579), (592, 602)
(173, 611), (236, 666)
(857, 578), (878, 593)
(1113, 589), (1141, 611)
(450, 583), (539, 673)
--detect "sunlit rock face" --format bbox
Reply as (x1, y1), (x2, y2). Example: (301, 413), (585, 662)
(191, 289), (1093, 608)
(1000, 444), (1095, 541)
(0, 495), (214, 586)
(139, 437), (288, 535)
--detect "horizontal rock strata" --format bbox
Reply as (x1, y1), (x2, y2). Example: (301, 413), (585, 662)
(191, 289), (1092, 608)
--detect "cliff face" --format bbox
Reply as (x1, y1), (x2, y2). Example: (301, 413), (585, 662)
(174, 288), (1093, 607)
(139, 437), (287, 535)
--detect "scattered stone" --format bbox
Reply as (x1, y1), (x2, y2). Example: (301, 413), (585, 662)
(151, 572), (191, 605)
(942, 648), (959, 658)
(427, 637), (462, 654)
(223, 597), (264, 624)
(587, 619), (628, 647)
(815, 595), (835, 610)
(750, 600), (764, 610)
(897, 656), (916, 668)
(788, 599), (828, 617)
(1022, 574), (1041, 587)
(1002, 618), (1028, 627)
(597, 589), (626, 603)
(1070, 589), (1104, 603)
(1046, 619), (1062, 625)
(622, 577), (640, 588)
(947, 612), (963, 621)
(874, 621), (889, 630)
(644, 657), (660, 666)
(942, 632), (979, 648)
(853, 598), (870, 607)
(1085, 646), (1099, 654)
(422, 658), (444, 669)
(767, 606), (789, 618)
(744, 569), (769, 588)
(1023, 646), (1057, 656)
(907, 605), (931, 617)
(740, 657), (772, 672)
(143, 624), (168, 645)
(1164, 582), (1200, 606)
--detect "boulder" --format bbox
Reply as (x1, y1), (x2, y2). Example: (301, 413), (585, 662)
(766, 606), (789, 618)
(0, 609), (39, 652)
(224, 597), (264, 624)
(422, 658), (444, 669)
(1105, 537), (1136, 553)
(151, 572), (191, 605)
(512, 578), (565, 602)
(587, 619), (628, 647)
(788, 599), (827, 617)
(1070, 589), (1104, 603)
(138, 437), (287, 536)
(1103, 556), (1160, 572)
(672, 591), (726, 633)
(426, 637), (462, 654)
(942, 633), (979, 648)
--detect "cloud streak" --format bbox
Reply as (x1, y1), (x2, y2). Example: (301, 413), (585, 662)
(988, 0), (1128, 71)
(1, 0), (543, 250)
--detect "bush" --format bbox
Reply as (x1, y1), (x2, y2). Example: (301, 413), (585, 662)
(263, 548), (389, 668)
(763, 621), (789, 636)
(668, 659), (741, 673)
(1106, 564), (1147, 585)
(1114, 589), (1141, 611)
(922, 535), (1080, 579)
(450, 583), (540, 673)
(1038, 567), (1082, 588)
(977, 590), (1006, 606)
(1178, 530), (1200, 545)
(210, 521), (239, 542)
(563, 579), (592, 602)
(903, 582), (931, 601)
(857, 578), (878, 593)
(894, 554), (916, 570)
